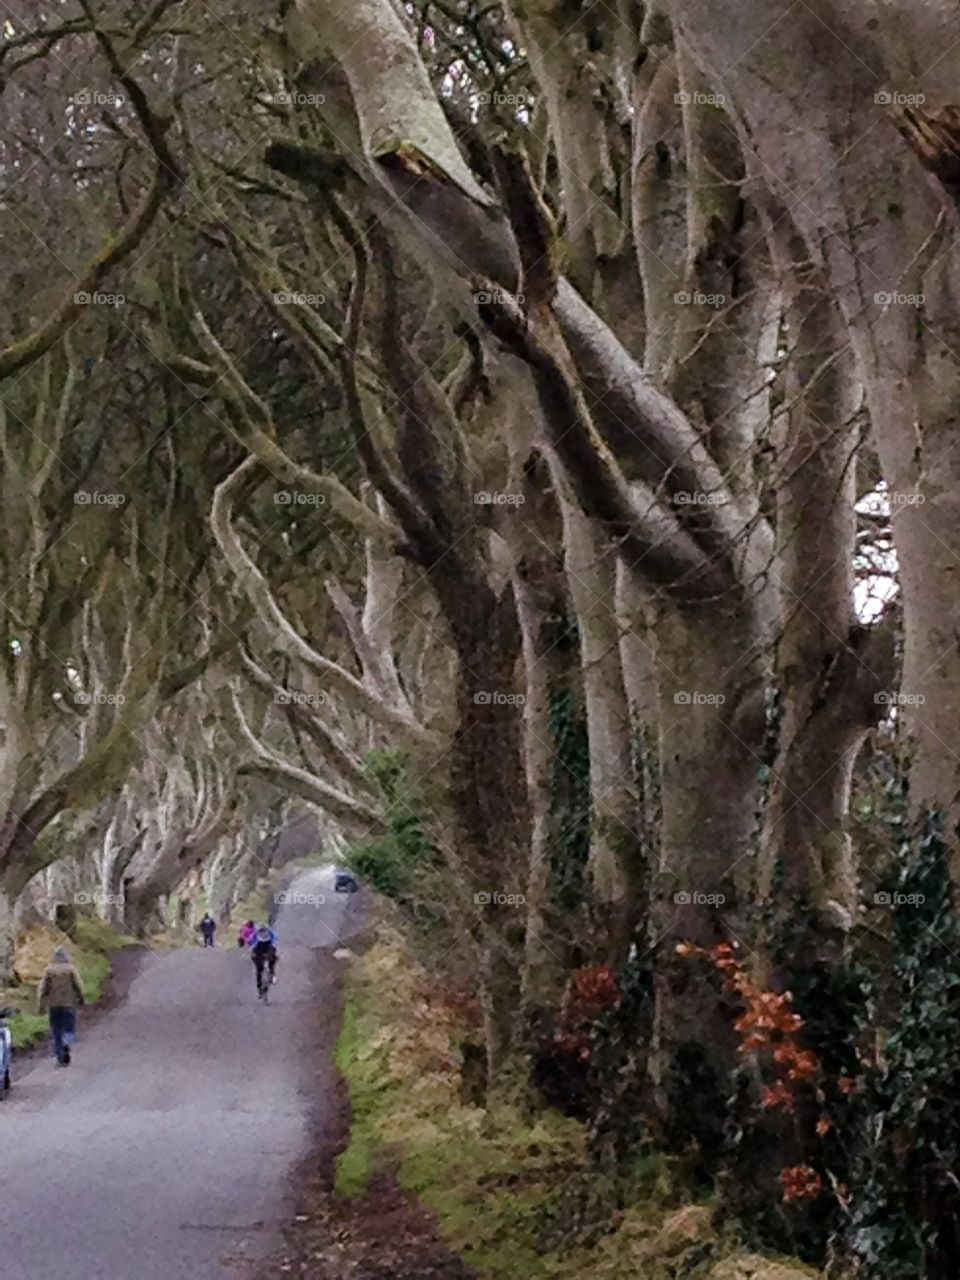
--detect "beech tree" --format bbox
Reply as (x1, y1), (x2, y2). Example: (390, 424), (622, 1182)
(250, 0), (903, 1122)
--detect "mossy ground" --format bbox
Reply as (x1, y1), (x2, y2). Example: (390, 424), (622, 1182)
(333, 925), (819, 1280)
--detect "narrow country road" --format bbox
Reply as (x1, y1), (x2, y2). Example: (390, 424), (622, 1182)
(0, 866), (357, 1280)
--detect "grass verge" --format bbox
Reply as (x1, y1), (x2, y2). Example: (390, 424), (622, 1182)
(333, 923), (820, 1280)
(334, 1000), (376, 1196)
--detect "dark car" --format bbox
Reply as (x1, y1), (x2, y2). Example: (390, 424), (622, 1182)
(335, 871), (359, 893)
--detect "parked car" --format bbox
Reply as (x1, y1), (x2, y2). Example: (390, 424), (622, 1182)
(334, 871), (359, 893)
(0, 1007), (17, 1099)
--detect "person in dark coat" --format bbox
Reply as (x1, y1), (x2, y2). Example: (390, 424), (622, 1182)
(37, 947), (85, 1066)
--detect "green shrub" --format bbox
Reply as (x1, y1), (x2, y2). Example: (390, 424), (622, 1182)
(846, 813), (960, 1278)
(346, 750), (441, 924)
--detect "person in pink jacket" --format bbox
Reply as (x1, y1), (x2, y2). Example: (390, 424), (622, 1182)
(238, 920), (257, 948)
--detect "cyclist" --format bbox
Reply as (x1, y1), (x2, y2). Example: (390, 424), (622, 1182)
(250, 924), (278, 994)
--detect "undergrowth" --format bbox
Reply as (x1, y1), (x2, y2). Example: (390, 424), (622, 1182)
(334, 924), (818, 1279)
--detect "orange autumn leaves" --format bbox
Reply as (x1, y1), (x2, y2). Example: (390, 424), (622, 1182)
(553, 964), (622, 1061)
(780, 1164), (824, 1202)
(677, 940), (851, 1203)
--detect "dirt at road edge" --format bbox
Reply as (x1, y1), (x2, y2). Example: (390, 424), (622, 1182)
(264, 932), (477, 1280)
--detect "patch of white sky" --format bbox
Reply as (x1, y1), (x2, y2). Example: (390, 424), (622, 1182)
(855, 483), (898, 622)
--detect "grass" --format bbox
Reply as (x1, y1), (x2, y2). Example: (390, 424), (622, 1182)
(4, 914), (136, 1050)
(9, 1011), (48, 1049)
(332, 924), (821, 1280)
(334, 1000), (381, 1196)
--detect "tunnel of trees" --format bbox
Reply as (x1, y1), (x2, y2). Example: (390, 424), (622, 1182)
(2, 1), (960, 1272)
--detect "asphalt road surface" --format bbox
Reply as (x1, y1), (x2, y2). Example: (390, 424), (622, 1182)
(0, 866), (357, 1280)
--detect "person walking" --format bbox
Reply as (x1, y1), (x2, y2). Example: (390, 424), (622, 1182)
(198, 913), (217, 947)
(37, 947), (85, 1066)
(238, 919), (257, 948)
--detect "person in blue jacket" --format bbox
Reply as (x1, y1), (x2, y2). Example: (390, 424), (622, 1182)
(250, 924), (278, 991)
